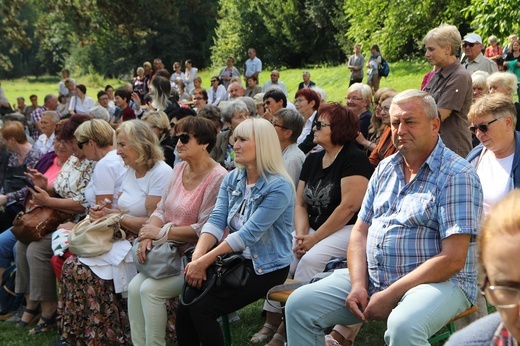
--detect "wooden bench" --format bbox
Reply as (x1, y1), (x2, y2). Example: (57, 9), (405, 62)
(267, 279), (478, 345)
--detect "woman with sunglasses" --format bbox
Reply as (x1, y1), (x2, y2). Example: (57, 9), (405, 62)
(253, 103), (373, 346)
(128, 116), (226, 346)
(177, 118), (295, 346)
(208, 76), (228, 107)
(15, 115), (95, 335)
(445, 189), (520, 345)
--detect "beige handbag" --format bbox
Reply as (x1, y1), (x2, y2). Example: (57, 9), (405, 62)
(68, 211), (127, 257)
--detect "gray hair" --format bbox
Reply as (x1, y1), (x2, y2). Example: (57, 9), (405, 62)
(239, 96), (257, 117)
(311, 86), (327, 103)
(274, 109), (305, 143)
(221, 99), (249, 124)
(487, 72), (518, 97)
(423, 23), (461, 56)
(391, 89), (438, 120)
(89, 106), (110, 122)
(472, 71), (490, 90)
(42, 111), (60, 123)
(347, 83), (372, 103)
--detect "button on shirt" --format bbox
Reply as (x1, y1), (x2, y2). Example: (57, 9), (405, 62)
(359, 138), (483, 305)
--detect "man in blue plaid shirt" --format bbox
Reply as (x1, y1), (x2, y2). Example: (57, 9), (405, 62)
(286, 89), (483, 346)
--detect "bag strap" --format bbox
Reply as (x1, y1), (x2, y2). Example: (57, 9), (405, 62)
(180, 272), (218, 306)
(152, 222), (173, 246)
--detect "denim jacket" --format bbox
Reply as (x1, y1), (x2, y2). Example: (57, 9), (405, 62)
(201, 168), (295, 275)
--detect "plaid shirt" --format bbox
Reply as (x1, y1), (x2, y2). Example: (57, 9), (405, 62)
(359, 138), (483, 305)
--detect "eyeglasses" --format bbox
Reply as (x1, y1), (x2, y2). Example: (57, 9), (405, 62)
(294, 98), (306, 104)
(172, 133), (193, 144)
(77, 139), (89, 149)
(193, 97), (203, 101)
(346, 96), (363, 101)
(211, 80), (217, 83)
(469, 117), (503, 134)
(480, 276), (520, 309)
(315, 121), (331, 131)
(462, 42), (476, 48)
(270, 120), (288, 130)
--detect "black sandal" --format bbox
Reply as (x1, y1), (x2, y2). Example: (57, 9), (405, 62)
(28, 311), (58, 335)
(16, 307), (41, 327)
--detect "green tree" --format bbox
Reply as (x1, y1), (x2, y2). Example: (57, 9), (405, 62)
(0, 0), (31, 73)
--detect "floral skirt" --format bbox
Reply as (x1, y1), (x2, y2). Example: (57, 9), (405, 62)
(58, 255), (178, 345)
(58, 255), (131, 345)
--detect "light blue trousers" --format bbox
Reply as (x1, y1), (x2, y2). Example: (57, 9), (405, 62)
(285, 268), (471, 346)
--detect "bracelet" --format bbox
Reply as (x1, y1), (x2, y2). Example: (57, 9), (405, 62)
(364, 141), (373, 149)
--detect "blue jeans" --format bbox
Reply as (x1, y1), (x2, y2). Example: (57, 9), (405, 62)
(0, 228), (17, 268)
(285, 268), (471, 346)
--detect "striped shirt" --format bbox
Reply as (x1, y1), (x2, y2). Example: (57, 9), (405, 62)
(359, 138), (483, 305)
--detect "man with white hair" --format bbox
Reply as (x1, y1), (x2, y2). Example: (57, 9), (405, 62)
(228, 82), (245, 100)
(262, 70), (288, 96)
(462, 33), (498, 75)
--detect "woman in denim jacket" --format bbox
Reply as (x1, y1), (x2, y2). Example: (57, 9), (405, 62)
(176, 118), (295, 346)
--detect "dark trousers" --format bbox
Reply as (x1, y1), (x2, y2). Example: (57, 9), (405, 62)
(176, 260), (289, 346)
(349, 77), (363, 86)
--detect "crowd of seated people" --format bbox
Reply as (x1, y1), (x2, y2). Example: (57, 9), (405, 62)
(1, 38), (520, 346)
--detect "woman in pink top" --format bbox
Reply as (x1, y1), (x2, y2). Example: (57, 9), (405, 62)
(128, 116), (227, 346)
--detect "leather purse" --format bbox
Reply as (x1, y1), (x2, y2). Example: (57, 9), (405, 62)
(132, 222), (185, 279)
(12, 206), (73, 245)
(180, 246), (250, 306)
(68, 211), (127, 257)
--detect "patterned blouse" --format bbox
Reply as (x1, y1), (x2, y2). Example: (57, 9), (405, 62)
(5, 147), (42, 204)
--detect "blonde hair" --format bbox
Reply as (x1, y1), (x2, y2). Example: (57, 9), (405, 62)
(141, 111), (170, 135)
(74, 119), (115, 148)
(472, 71), (490, 92)
(233, 118), (293, 188)
(423, 23), (462, 56)
(468, 92), (517, 127)
(116, 120), (164, 171)
(478, 189), (520, 274)
(487, 72), (518, 98)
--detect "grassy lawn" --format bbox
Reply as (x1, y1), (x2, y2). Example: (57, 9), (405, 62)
(1, 61), (432, 107)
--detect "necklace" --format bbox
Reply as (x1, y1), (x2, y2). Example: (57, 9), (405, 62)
(323, 146), (344, 168)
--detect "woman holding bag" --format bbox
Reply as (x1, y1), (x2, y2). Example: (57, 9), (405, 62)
(128, 116), (226, 346)
(57, 120), (171, 345)
(15, 115), (95, 334)
(176, 118), (295, 346)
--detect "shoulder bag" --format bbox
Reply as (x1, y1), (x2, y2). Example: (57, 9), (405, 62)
(132, 222), (185, 279)
(12, 206), (73, 245)
(180, 246), (250, 306)
(68, 211), (127, 257)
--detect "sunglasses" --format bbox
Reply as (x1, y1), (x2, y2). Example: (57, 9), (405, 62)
(77, 139), (89, 149)
(462, 42), (476, 48)
(173, 133), (193, 144)
(315, 121), (331, 130)
(469, 117), (502, 134)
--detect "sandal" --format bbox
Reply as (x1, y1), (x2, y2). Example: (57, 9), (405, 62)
(28, 311), (58, 335)
(249, 322), (277, 344)
(16, 307), (41, 327)
(267, 332), (286, 346)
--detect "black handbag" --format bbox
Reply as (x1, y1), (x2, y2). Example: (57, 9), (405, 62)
(180, 246), (250, 306)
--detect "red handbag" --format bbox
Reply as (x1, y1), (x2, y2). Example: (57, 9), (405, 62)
(12, 206), (73, 244)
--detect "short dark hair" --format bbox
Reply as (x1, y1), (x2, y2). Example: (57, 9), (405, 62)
(295, 89), (321, 111)
(194, 88), (208, 101)
(60, 114), (92, 140)
(76, 84), (87, 94)
(105, 85), (113, 91)
(319, 103), (359, 146)
(175, 116), (217, 153)
(115, 89), (132, 103)
(198, 105), (223, 129)
(263, 89), (287, 108)
(97, 90), (108, 100)
(247, 75), (258, 83)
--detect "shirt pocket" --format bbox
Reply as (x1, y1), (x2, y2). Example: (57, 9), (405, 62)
(395, 192), (437, 228)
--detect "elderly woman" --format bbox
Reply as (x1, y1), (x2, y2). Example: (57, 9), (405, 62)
(219, 56), (241, 90)
(69, 84), (94, 116)
(58, 120), (171, 345)
(133, 67), (148, 102)
(141, 111), (175, 167)
(484, 35), (504, 71)
(210, 99), (249, 171)
(244, 75), (263, 98)
(486, 72), (520, 131)
(0, 121), (42, 232)
(346, 83), (372, 140)
(466, 93), (520, 212)
(198, 105), (223, 133)
(253, 103), (374, 346)
(128, 116), (226, 346)
(177, 118), (295, 346)
(271, 109), (306, 185)
(89, 105), (111, 122)
(208, 76), (228, 106)
(193, 88), (208, 113)
(15, 115), (95, 334)
(423, 23), (473, 157)
(294, 88), (321, 154)
(445, 190), (520, 345)
(471, 71), (490, 102)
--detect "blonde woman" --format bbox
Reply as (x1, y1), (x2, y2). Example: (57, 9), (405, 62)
(141, 111), (175, 167)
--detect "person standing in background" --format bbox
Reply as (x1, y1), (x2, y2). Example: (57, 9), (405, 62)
(348, 44), (365, 86)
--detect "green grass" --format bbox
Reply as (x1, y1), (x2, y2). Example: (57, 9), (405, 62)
(2, 61), (432, 108)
